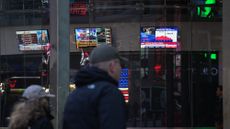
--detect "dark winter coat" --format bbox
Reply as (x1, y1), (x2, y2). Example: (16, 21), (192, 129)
(28, 114), (54, 129)
(63, 66), (127, 129)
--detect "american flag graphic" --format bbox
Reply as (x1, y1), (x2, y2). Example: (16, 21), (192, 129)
(118, 68), (129, 103)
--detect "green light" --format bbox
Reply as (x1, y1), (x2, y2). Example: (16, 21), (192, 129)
(206, 0), (216, 4)
(196, 0), (216, 18)
(210, 53), (217, 60)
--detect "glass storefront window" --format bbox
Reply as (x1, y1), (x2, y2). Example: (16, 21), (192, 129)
(0, 0), (223, 128)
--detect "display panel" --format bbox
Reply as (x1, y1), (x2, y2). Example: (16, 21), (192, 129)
(119, 68), (129, 103)
(140, 26), (178, 48)
(16, 30), (50, 51)
(75, 27), (111, 48)
(192, 0), (215, 17)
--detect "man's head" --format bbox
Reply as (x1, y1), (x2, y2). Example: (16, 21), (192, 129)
(89, 45), (125, 81)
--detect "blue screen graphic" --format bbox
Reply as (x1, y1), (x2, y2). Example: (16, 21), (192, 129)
(119, 68), (128, 88)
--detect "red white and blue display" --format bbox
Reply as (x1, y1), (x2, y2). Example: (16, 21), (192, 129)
(118, 68), (129, 103)
(140, 26), (178, 48)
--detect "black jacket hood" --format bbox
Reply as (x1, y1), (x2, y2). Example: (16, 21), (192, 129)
(74, 66), (118, 87)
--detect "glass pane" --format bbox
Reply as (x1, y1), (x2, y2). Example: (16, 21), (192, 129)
(0, 0), (223, 128)
(0, 0), (50, 126)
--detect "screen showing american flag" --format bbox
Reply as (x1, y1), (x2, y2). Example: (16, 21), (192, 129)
(119, 68), (129, 103)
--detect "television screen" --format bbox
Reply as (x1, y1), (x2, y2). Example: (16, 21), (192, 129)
(140, 26), (178, 48)
(119, 68), (129, 103)
(16, 30), (50, 51)
(191, 0), (221, 19)
(75, 27), (111, 48)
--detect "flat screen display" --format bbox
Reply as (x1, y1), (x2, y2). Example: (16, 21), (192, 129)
(140, 26), (178, 48)
(75, 27), (111, 48)
(119, 68), (129, 103)
(16, 30), (50, 51)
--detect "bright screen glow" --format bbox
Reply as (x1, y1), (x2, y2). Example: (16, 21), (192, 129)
(75, 27), (111, 48)
(119, 68), (129, 103)
(140, 26), (178, 48)
(16, 30), (50, 51)
(193, 0), (217, 18)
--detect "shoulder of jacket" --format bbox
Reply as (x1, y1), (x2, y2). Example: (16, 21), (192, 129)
(95, 81), (116, 87)
(94, 81), (117, 91)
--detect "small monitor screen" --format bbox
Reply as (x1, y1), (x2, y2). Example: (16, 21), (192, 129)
(119, 68), (129, 103)
(16, 30), (50, 51)
(140, 26), (178, 48)
(75, 27), (112, 48)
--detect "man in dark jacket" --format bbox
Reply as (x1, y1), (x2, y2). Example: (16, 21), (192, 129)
(63, 45), (127, 129)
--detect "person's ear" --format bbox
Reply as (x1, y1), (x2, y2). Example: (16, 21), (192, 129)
(109, 61), (115, 74)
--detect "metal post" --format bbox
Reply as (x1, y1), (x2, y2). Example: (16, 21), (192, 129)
(223, 0), (230, 128)
(49, 0), (70, 129)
